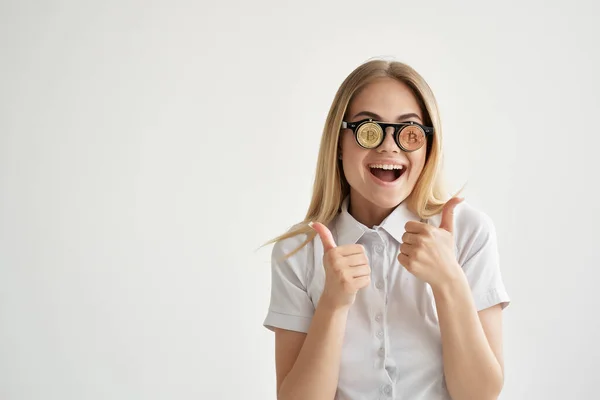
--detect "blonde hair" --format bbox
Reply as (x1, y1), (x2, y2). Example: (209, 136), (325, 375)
(263, 58), (462, 258)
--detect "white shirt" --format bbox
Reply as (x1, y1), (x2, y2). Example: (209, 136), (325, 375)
(264, 195), (510, 400)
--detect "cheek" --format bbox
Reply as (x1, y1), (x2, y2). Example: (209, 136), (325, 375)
(340, 136), (367, 176)
(341, 134), (361, 161)
(340, 132), (356, 154)
(408, 148), (427, 176)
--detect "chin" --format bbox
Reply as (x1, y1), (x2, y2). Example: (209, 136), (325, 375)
(374, 194), (407, 208)
(348, 174), (413, 209)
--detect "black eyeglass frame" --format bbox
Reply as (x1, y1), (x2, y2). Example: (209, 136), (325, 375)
(341, 118), (435, 152)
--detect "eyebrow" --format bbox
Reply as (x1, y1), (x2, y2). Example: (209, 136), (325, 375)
(351, 111), (422, 122)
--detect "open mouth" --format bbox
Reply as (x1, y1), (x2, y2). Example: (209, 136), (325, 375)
(368, 165), (405, 183)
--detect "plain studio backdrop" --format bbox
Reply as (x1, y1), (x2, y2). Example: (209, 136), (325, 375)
(1, 1), (599, 399)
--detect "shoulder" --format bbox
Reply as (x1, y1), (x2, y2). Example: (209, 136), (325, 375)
(428, 201), (498, 260)
(272, 222), (317, 268)
(429, 201), (495, 237)
(454, 201), (496, 240)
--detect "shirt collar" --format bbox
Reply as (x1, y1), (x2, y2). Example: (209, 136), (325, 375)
(335, 195), (418, 246)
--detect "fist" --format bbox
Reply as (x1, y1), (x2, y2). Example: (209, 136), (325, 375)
(397, 197), (465, 289)
(310, 222), (371, 310)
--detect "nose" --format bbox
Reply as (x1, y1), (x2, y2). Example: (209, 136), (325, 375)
(377, 126), (400, 153)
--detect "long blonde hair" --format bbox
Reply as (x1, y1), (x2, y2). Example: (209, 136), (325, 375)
(263, 59), (459, 258)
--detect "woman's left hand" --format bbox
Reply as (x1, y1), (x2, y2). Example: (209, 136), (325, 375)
(398, 197), (465, 291)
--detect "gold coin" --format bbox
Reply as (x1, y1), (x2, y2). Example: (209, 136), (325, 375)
(356, 122), (383, 148)
(398, 125), (425, 151)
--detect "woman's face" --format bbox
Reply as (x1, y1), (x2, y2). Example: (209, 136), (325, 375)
(339, 77), (428, 210)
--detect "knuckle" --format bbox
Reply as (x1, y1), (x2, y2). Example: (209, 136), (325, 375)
(331, 257), (341, 268)
(341, 269), (351, 281)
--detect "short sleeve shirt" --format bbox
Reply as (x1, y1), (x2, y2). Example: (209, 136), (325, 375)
(263, 196), (510, 400)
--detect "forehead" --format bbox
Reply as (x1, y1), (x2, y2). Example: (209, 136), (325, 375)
(347, 77), (421, 117)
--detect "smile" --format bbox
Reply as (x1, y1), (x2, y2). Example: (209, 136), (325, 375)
(367, 164), (406, 185)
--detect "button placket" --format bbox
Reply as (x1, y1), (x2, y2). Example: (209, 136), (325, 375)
(365, 232), (388, 362)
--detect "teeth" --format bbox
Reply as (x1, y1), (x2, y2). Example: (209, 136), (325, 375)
(369, 164), (403, 170)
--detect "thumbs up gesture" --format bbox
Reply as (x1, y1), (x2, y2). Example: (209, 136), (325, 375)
(310, 222), (371, 310)
(397, 197), (465, 290)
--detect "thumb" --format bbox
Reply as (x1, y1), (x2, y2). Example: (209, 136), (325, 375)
(309, 222), (337, 251)
(439, 197), (464, 233)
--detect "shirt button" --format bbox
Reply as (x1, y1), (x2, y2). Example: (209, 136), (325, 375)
(378, 347), (385, 356)
(375, 313), (383, 322)
(376, 281), (384, 290)
(374, 244), (384, 253)
(376, 330), (384, 338)
(381, 385), (392, 395)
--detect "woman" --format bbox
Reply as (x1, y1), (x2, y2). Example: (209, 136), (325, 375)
(263, 59), (510, 400)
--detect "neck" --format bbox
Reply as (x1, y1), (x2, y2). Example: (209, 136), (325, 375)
(347, 191), (398, 228)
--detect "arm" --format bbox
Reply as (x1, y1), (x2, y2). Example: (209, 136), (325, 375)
(274, 222), (371, 400)
(398, 199), (508, 400)
(275, 301), (349, 400)
(433, 274), (504, 400)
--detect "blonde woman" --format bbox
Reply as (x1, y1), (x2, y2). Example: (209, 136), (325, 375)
(263, 59), (510, 400)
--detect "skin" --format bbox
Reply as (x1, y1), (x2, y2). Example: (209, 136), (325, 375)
(338, 76), (427, 227)
(275, 77), (505, 400)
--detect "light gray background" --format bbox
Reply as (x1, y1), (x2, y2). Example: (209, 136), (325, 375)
(1, 1), (599, 399)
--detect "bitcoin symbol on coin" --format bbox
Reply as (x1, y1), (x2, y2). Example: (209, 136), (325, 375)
(400, 126), (424, 150)
(408, 131), (417, 143)
(357, 122), (382, 148)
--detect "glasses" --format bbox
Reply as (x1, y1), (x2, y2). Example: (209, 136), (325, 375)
(341, 118), (434, 152)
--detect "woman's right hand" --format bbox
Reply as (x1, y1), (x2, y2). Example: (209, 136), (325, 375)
(309, 222), (371, 311)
